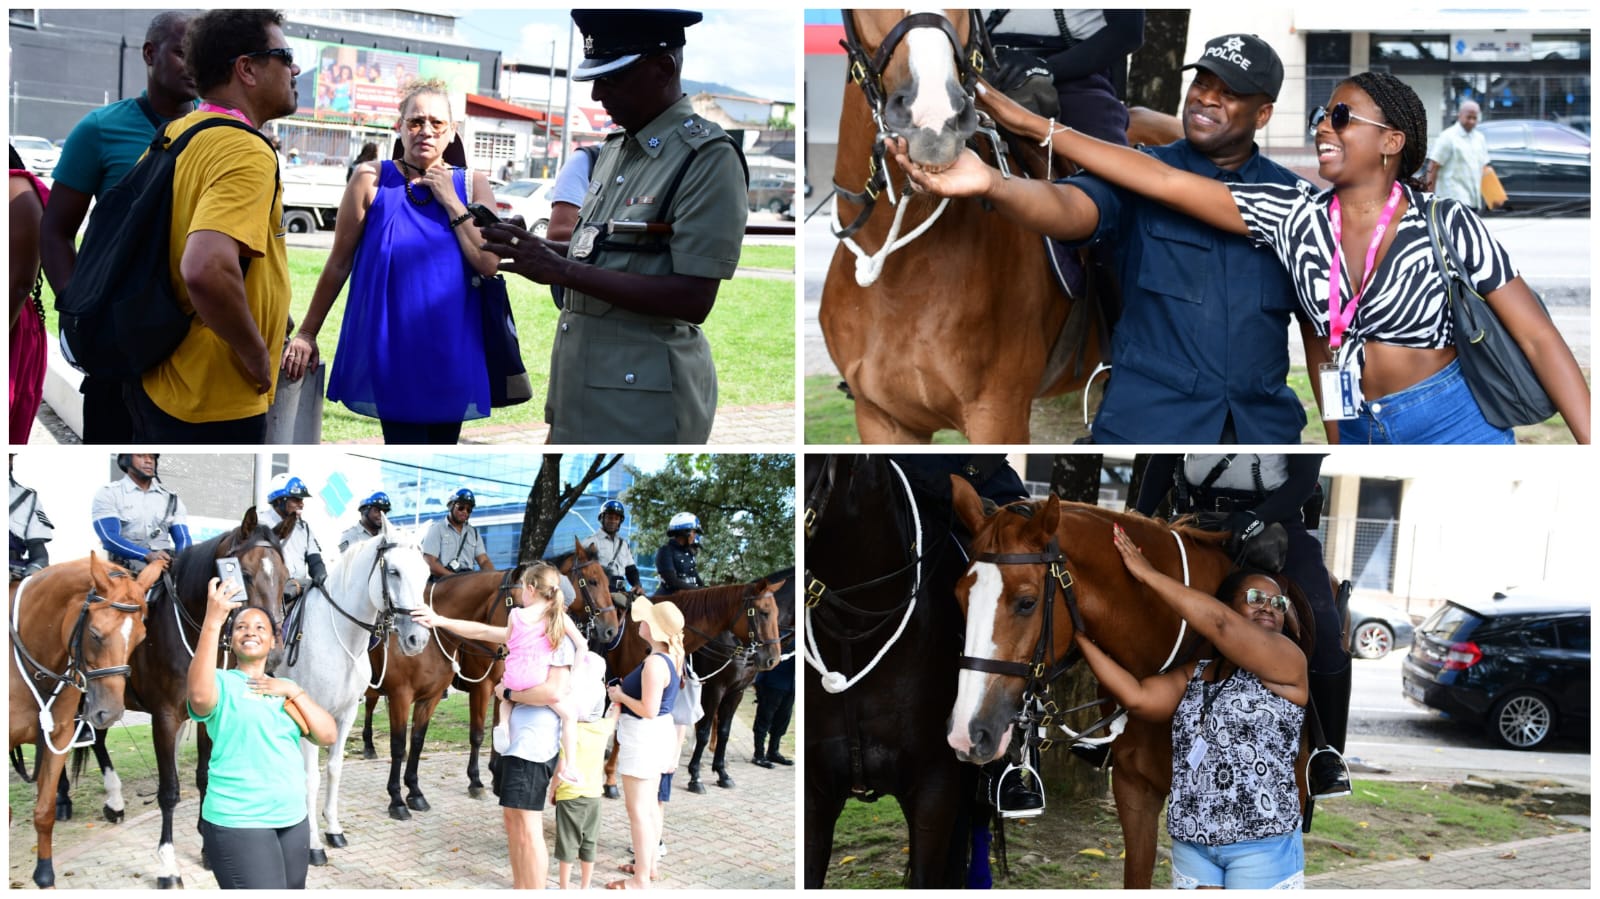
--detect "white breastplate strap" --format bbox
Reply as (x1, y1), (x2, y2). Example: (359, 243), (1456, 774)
(835, 186), (951, 287)
(804, 458), (922, 693)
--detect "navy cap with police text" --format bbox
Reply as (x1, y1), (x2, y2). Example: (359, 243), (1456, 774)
(1182, 34), (1284, 101)
(571, 9), (702, 83)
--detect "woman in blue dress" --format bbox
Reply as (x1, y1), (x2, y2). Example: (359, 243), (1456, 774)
(283, 78), (500, 443)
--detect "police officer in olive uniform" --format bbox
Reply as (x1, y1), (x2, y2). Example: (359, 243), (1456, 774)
(481, 9), (748, 443)
(340, 491), (391, 553)
(422, 488), (495, 580)
(92, 453), (191, 574)
(9, 456), (53, 580)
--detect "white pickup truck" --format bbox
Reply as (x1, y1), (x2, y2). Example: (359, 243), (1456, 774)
(279, 165), (348, 233)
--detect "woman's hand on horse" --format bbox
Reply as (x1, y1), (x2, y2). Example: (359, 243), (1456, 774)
(975, 81), (1048, 142)
(409, 607), (441, 629)
(1111, 524), (1157, 583)
(889, 139), (993, 199)
(204, 577), (244, 621)
(281, 333), (319, 383)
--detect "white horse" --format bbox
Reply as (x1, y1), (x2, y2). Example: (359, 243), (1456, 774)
(280, 530), (431, 865)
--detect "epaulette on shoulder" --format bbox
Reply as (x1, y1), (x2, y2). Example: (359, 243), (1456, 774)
(672, 114), (730, 150)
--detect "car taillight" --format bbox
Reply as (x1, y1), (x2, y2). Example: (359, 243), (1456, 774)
(1442, 641), (1481, 670)
(496, 201), (512, 212)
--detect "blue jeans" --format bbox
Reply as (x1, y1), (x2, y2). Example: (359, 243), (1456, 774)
(1171, 830), (1304, 889)
(1339, 359), (1514, 445)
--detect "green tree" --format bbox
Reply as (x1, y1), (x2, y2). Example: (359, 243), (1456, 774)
(624, 454), (794, 586)
(516, 454), (624, 563)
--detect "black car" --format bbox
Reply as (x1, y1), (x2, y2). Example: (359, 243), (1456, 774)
(1476, 119), (1590, 211)
(1401, 589), (1589, 749)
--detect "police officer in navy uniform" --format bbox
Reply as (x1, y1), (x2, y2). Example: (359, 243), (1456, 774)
(1136, 453), (1351, 799)
(9, 456), (53, 580)
(91, 453), (191, 574)
(340, 491), (390, 553)
(653, 512), (704, 595)
(900, 33), (1308, 444)
(481, 9), (748, 444)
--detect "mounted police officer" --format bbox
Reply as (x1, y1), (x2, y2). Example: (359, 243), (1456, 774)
(1135, 453), (1351, 800)
(340, 491), (390, 553)
(92, 453), (191, 575)
(9, 456), (53, 580)
(260, 473), (329, 606)
(582, 499), (646, 597)
(481, 9), (749, 443)
(653, 512), (704, 595)
(422, 488), (494, 580)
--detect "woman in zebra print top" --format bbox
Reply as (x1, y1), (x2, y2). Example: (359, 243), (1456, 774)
(903, 71), (1590, 445)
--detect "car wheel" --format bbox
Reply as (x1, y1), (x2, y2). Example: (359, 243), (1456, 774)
(768, 197), (785, 213)
(532, 219), (549, 238)
(1488, 690), (1557, 750)
(1350, 621), (1394, 660)
(283, 210), (317, 234)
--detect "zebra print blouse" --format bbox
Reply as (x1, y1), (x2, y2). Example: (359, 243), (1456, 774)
(1226, 181), (1517, 367)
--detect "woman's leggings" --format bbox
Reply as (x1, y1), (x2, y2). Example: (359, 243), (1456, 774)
(380, 419), (464, 445)
(200, 817), (310, 889)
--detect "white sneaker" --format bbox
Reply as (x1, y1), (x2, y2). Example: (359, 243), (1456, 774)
(656, 840), (666, 860)
(492, 721), (510, 755)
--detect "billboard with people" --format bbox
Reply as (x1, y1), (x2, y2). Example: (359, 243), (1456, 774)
(287, 36), (479, 125)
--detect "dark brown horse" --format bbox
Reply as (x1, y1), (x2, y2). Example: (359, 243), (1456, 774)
(945, 477), (1314, 888)
(685, 567), (794, 793)
(9, 554), (160, 889)
(359, 551), (620, 814)
(601, 578), (785, 794)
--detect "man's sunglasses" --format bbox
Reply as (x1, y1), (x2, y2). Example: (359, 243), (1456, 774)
(1308, 102), (1395, 135)
(242, 47), (296, 68)
(1243, 588), (1290, 613)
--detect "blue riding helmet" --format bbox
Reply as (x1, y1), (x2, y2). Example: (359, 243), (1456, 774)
(268, 474), (312, 504)
(449, 488), (476, 509)
(359, 491), (391, 513)
(601, 500), (626, 521)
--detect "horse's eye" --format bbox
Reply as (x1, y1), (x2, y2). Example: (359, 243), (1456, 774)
(1015, 595), (1038, 614)
(88, 629), (105, 644)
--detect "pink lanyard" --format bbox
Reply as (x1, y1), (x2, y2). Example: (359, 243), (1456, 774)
(1326, 182), (1403, 349)
(197, 101), (255, 128)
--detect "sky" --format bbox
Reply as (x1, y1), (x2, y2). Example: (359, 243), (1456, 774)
(453, 8), (798, 103)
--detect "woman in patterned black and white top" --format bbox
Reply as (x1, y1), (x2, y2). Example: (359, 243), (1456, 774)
(914, 71), (1590, 445)
(1076, 525), (1309, 889)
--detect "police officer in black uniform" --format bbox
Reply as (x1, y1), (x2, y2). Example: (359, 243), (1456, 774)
(654, 512), (704, 595)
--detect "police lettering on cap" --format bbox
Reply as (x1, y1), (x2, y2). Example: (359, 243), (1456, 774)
(1182, 34), (1285, 101)
(571, 9), (702, 82)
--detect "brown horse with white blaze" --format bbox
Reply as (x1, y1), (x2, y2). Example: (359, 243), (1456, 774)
(9, 554), (161, 889)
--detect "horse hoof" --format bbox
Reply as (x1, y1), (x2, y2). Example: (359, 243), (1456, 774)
(103, 804), (124, 824)
(325, 832), (348, 849)
(389, 803), (411, 821)
(716, 775), (735, 789)
(406, 795), (430, 812)
(687, 780), (706, 794)
(309, 848), (328, 867)
(602, 784), (620, 800)
(32, 859), (55, 889)
(55, 797), (73, 821)
(361, 747), (377, 761)
(156, 875), (181, 890)
(468, 785), (486, 799)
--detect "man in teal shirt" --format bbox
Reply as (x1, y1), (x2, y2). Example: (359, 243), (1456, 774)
(40, 11), (196, 444)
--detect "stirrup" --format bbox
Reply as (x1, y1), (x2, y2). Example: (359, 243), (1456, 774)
(1307, 746), (1352, 800)
(993, 760), (1045, 819)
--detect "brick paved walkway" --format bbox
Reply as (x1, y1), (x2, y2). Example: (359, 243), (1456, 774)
(9, 714), (793, 890)
(1306, 830), (1590, 889)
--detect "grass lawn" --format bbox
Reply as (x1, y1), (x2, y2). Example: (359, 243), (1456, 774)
(40, 245), (795, 443)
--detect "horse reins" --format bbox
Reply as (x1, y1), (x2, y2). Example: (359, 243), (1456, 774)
(11, 573), (143, 756)
(424, 571), (513, 683)
(833, 10), (992, 286)
(313, 540), (410, 688)
(565, 557), (620, 651)
(683, 586), (782, 677)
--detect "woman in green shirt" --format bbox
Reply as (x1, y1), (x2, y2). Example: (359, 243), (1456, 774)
(187, 578), (336, 888)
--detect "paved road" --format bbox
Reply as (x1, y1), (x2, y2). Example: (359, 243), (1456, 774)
(8, 705), (794, 890)
(1306, 831), (1590, 889)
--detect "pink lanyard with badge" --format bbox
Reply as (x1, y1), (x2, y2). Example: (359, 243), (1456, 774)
(197, 101), (256, 128)
(1326, 182), (1403, 349)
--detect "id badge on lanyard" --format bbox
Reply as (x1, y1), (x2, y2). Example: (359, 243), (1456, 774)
(1319, 362), (1359, 421)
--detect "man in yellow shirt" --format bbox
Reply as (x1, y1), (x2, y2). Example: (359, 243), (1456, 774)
(129, 9), (298, 442)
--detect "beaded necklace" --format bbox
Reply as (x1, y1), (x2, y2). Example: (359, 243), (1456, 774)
(395, 158), (438, 207)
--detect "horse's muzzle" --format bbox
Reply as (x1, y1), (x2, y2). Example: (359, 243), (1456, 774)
(946, 712), (1012, 764)
(884, 79), (976, 168)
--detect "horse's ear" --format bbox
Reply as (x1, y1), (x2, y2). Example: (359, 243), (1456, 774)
(1031, 494), (1061, 542)
(135, 557), (168, 592)
(88, 551), (113, 592)
(950, 474), (989, 535)
(241, 505), (258, 536)
(573, 536), (588, 559)
(766, 578), (787, 595)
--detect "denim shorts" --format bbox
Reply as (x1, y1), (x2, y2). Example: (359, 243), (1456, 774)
(1339, 359), (1515, 445)
(1171, 831), (1304, 890)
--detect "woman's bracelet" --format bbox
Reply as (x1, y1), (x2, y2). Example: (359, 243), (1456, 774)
(449, 211), (472, 229)
(290, 691), (306, 704)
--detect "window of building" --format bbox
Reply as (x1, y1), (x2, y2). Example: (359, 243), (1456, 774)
(8, 9), (39, 28)
(474, 132), (518, 171)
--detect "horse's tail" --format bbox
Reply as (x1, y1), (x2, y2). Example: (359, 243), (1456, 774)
(69, 744), (89, 782)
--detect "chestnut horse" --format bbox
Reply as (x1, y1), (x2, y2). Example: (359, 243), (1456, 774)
(802, 454), (979, 888)
(359, 548), (620, 814)
(9, 554), (160, 888)
(945, 478), (1314, 888)
(600, 578), (785, 795)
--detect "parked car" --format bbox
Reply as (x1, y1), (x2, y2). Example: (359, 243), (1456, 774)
(12, 135), (60, 176)
(1347, 595), (1415, 660)
(1401, 587), (1589, 749)
(492, 178), (555, 236)
(748, 177), (794, 214)
(1476, 119), (1590, 211)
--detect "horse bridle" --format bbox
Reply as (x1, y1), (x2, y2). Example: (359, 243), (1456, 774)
(566, 558), (621, 650)
(684, 586), (782, 663)
(11, 574), (144, 755)
(173, 536), (286, 660)
(833, 10), (991, 242)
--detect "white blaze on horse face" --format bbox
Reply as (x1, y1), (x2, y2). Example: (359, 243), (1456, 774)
(902, 7), (962, 132)
(260, 555), (277, 583)
(948, 561), (1003, 754)
(118, 617), (134, 648)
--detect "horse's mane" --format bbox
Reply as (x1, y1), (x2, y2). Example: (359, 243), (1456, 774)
(665, 582), (754, 626)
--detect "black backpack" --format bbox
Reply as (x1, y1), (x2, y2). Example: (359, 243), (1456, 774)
(56, 117), (276, 378)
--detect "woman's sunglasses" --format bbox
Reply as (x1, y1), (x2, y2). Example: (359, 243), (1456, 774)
(1243, 588), (1290, 613)
(1308, 102), (1396, 135)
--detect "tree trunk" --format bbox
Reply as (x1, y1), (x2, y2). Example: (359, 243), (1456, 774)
(1126, 10), (1190, 116)
(1039, 454), (1110, 803)
(516, 454), (624, 563)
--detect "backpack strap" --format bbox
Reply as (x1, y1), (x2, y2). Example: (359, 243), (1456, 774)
(162, 117), (279, 275)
